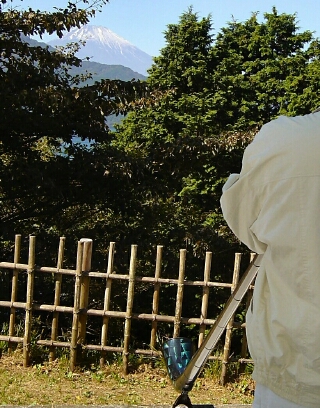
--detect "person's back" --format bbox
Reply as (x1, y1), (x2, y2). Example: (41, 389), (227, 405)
(220, 112), (320, 407)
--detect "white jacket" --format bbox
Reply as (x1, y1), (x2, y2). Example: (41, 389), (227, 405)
(220, 113), (320, 407)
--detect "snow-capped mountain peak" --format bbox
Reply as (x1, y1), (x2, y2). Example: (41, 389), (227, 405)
(65, 25), (132, 48)
(48, 25), (152, 76)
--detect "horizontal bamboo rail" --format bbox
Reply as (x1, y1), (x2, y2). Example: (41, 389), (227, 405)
(0, 235), (253, 384)
(0, 336), (24, 343)
(0, 262), (235, 288)
(0, 335), (253, 364)
(0, 300), (247, 327)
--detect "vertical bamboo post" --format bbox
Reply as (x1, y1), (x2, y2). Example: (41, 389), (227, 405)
(100, 242), (116, 367)
(198, 251), (212, 347)
(8, 234), (21, 354)
(150, 245), (163, 348)
(123, 244), (137, 375)
(23, 235), (36, 367)
(70, 240), (84, 371)
(220, 253), (242, 385)
(49, 237), (65, 362)
(173, 249), (187, 338)
(78, 238), (93, 346)
(240, 253), (256, 365)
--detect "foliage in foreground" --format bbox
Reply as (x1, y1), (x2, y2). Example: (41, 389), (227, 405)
(2, 4), (320, 263)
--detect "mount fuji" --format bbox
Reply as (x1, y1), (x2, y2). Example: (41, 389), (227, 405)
(48, 25), (153, 76)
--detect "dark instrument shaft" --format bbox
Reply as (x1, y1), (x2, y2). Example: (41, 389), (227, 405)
(172, 253), (263, 392)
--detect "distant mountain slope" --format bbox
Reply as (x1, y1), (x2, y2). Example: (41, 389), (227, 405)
(22, 35), (55, 51)
(69, 61), (146, 84)
(48, 25), (153, 76)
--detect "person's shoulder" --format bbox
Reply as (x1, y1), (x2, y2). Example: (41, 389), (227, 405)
(267, 112), (320, 128)
(252, 115), (288, 143)
(255, 113), (320, 141)
(263, 114), (299, 130)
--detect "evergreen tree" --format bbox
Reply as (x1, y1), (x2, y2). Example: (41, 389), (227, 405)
(211, 7), (320, 129)
(106, 7), (320, 266)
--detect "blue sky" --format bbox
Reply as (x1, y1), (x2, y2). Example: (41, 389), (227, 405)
(7, 0), (320, 56)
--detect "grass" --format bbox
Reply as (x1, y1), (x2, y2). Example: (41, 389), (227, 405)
(0, 349), (255, 406)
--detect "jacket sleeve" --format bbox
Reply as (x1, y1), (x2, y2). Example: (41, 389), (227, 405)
(220, 137), (268, 254)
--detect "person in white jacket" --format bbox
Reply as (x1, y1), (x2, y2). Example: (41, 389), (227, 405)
(220, 111), (320, 408)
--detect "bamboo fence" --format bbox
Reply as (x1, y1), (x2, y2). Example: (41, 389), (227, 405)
(0, 235), (254, 384)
